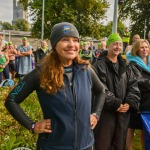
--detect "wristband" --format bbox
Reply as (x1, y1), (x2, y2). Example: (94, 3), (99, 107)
(30, 122), (36, 133)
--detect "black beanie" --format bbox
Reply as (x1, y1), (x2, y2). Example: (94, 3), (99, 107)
(50, 22), (79, 49)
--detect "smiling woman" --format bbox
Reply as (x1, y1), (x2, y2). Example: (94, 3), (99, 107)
(93, 33), (140, 150)
(5, 22), (105, 150)
(126, 39), (150, 150)
(55, 37), (79, 66)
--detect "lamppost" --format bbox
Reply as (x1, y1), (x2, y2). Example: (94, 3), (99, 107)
(144, 18), (147, 39)
(112, 0), (124, 33)
(41, 0), (45, 41)
(112, 0), (118, 33)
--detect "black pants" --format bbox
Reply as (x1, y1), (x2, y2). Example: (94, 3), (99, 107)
(94, 109), (129, 150)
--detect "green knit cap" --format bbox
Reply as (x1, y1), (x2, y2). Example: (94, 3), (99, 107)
(107, 33), (122, 46)
(22, 37), (28, 40)
(8, 41), (13, 45)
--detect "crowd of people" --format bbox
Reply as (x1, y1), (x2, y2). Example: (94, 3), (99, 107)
(0, 36), (50, 85)
(0, 34), (107, 85)
(1, 22), (150, 150)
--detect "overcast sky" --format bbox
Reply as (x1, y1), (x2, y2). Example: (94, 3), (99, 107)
(0, 0), (13, 23)
(0, 0), (129, 26)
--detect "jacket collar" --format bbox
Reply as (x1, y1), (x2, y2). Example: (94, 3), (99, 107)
(99, 51), (127, 76)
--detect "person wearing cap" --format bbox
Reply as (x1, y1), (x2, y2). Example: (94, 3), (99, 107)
(16, 37), (33, 80)
(6, 42), (17, 80)
(5, 22), (105, 150)
(93, 33), (140, 150)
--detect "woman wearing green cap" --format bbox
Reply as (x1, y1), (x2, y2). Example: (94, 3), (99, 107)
(5, 22), (105, 150)
(16, 36), (33, 81)
(93, 33), (140, 150)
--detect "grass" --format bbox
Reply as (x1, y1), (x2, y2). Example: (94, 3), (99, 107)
(0, 86), (42, 150)
(0, 85), (142, 150)
(132, 130), (143, 150)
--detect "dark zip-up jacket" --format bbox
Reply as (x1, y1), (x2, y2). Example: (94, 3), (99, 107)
(34, 48), (49, 64)
(129, 61), (150, 111)
(5, 63), (105, 150)
(94, 51), (140, 112)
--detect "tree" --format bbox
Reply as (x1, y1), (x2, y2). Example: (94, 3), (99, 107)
(0, 22), (14, 30)
(118, 0), (150, 39)
(15, 19), (30, 31)
(19, 0), (28, 10)
(100, 21), (126, 38)
(19, 0), (109, 39)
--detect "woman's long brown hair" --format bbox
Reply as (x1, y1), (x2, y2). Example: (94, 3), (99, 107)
(40, 50), (90, 94)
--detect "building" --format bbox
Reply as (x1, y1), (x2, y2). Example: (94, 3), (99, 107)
(12, 0), (28, 25)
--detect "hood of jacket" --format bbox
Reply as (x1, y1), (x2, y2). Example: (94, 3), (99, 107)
(126, 51), (150, 73)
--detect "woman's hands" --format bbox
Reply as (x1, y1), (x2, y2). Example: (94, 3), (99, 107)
(117, 103), (130, 112)
(34, 119), (52, 133)
(34, 115), (99, 133)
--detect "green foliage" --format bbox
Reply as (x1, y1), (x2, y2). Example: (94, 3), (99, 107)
(0, 22), (14, 30)
(19, 0), (28, 10)
(119, 0), (150, 39)
(0, 19), (29, 31)
(0, 86), (42, 150)
(15, 19), (30, 31)
(100, 21), (126, 38)
(20, 0), (109, 39)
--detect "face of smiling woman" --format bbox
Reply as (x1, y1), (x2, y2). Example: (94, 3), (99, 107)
(137, 41), (149, 59)
(108, 41), (122, 57)
(55, 37), (79, 66)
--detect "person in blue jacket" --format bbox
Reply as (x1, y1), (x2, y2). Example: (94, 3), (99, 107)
(126, 39), (150, 150)
(5, 22), (105, 150)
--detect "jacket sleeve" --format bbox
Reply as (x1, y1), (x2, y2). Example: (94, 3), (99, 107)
(123, 66), (140, 111)
(4, 68), (41, 131)
(130, 63), (150, 91)
(88, 67), (105, 119)
(93, 62), (122, 111)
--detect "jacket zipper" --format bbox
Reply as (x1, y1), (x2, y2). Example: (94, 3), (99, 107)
(73, 84), (77, 150)
(65, 75), (77, 150)
(70, 81), (77, 150)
